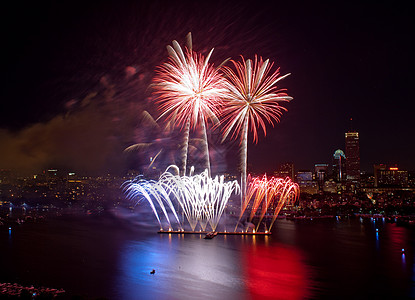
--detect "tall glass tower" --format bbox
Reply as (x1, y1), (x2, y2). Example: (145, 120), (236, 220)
(345, 131), (360, 182)
(332, 149), (346, 182)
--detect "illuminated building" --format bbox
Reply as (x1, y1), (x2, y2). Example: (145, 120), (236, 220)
(296, 170), (318, 194)
(323, 179), (337, 193)
(274, 162), (295, 179)
(314, 164), (328, 190)
(332, 149), (346, 182)
(409, 171), (415, 187)
(46, 169), (60, 189)
(345, 130), (360, 183)
(374, 164), (409, 187)
(296, 171), (313, 181)
(373, 164), (386, 187)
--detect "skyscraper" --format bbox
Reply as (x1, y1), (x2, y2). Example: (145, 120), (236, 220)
(314, 163), (328, 189)
(332, 149), (346, 182)
(345, 129), (360, 183)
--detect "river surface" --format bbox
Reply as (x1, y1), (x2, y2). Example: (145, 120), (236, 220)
(1, 213), (414, 299)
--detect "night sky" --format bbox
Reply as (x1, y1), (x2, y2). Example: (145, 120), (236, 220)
(1, 1), (414, 175)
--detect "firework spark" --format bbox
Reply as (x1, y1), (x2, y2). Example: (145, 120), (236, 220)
(152, 33), (226, 175)
(124, 111), (180, 174)
(220, 56), (292, 206)
(236, 175), (299, 232)
(123, 165), (240, 232)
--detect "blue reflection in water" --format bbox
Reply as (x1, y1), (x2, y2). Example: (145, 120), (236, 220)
(375, 231), (379, 250)
(114, 234), (246, 300)
(114, 235), (174, 299)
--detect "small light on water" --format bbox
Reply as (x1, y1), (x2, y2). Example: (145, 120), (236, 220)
(376, 229), (378, 232)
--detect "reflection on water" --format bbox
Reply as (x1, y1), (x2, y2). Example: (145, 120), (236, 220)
(115, 234), (246, 299)
(115, 233), (313, 300)
(0, 216), (414, 299)
(242, 240), (313, 300)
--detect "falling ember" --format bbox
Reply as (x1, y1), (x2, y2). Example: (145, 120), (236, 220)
(123, 168), (299, 233)
(123, 165), (240, 232)
(235, 175), (299, 232)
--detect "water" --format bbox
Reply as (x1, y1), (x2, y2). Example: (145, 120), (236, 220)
(1, 213), (414, 299)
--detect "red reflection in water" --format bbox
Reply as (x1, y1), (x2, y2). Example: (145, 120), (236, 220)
(243, 242), (312, 300)
(388, 224), (405, 246)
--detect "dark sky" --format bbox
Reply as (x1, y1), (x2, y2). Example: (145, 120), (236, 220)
(1, 0), (414, 175)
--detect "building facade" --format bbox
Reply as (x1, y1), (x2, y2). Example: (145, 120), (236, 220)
(332, 149), (346, 182)
(345, 131), (360, 182)
(275, 162), (295, 180)
(374, 164), (409, 187)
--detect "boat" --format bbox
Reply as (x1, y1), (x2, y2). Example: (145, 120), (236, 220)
(204, 231), (218, 239)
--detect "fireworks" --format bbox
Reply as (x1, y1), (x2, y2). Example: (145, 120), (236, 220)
(221, 56), (292, 143)
(123, 165), (240, 232)
(124, 111), (180, 174)
(220, 56), (292, 205)
(152, 34), (226, 175)
(237, 175), (300, 232)
(153, 42), (225, 130)
(124, 169), (299, 233)
(123, 34), (296, 233)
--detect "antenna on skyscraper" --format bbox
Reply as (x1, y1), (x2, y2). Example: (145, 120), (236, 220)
(349, 117), (354, 132)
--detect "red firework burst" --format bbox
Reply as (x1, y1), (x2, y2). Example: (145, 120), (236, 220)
(152, 40), (226, 130)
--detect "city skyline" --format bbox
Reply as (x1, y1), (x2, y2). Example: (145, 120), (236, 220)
(1, 1), (414, 175)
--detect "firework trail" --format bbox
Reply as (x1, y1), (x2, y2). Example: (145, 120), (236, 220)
(152, 33), (226, 176)
(235, 175), (299, 232)
(123, 165), (240, 231)
(124, 111), (180, 174)
(221, 56), (292, 209)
